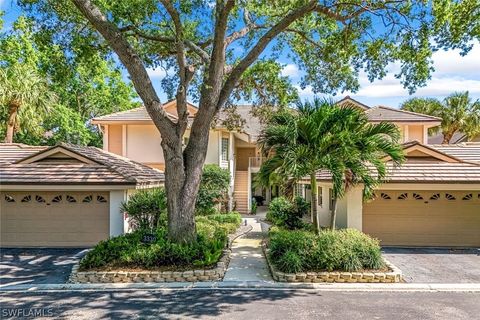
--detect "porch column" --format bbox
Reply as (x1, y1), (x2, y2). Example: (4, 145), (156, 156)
(346, 186), (363, 231)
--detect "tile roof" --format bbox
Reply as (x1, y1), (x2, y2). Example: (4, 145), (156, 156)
(429, 143), (480, 163)
(0, 143), (164, 187)
(91, 106), (177, 122)
(314, 160), (480, 184)
(311, 142), (480, 184)
(0, 144), (47, 164)
(216, 105), (263, 140)
(366, 106), (442, 123)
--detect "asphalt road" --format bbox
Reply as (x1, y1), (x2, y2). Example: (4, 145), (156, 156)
(1, 289), (479, 319)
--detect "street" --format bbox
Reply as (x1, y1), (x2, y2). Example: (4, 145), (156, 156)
(1, 289), (479, 319)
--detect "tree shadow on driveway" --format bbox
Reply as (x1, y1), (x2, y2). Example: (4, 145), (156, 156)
(0, 248), (88, 286)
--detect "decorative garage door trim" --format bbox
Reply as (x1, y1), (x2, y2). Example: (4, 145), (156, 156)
(363, 190), (480, 247)
(1, 191), (109, 248)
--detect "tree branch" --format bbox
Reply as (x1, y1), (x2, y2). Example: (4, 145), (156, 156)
(217, 0), (318, 110)
(70, 0), (176, 138)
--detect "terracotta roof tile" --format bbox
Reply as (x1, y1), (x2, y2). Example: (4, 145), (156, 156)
(429, 143), (480, 163)
(0, 143), (164, 186)
(366, 106), (442, 122)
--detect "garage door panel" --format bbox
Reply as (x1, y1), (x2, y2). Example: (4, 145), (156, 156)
(364, 190), (480, 247)
(1, 191), (110, 247)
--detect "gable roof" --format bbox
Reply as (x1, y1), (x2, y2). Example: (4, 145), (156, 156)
(0, 143), (164, 187)
(366, 106), (442, 123)
(336, 96), (370, 110)
(311, 141), (480, 184)
(91, 100), (197, 124)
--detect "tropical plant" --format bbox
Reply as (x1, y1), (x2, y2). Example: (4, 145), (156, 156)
(22, 0), (478, 243)
(401, 92), (480, 143)
(0, 65), (55, 143)
(121, 188), (168, 231)
(196, 165), (230, 215)
(257, 99), (404, 232)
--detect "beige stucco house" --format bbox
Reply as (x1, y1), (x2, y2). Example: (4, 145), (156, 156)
(92, 97), (480, 247)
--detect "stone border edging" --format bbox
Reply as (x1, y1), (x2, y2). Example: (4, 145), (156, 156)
(69, 223), (253, 284)
(261, 240), (403, 283)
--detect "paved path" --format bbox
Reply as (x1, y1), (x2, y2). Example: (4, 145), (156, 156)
(1, 289), (478, 319)
(223, 214), (273, 282)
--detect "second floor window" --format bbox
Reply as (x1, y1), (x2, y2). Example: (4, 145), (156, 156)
(221, 137), (229, 162)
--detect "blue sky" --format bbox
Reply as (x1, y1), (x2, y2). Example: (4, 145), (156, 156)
(2, 0), (480, 109)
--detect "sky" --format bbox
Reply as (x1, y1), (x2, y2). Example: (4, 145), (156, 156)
(2, 0), (480, 109)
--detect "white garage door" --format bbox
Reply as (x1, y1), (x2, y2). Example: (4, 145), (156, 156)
(363, 190), (480, 247)
(1, 191), (109, 247)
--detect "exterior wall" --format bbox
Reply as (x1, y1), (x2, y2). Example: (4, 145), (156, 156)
(126, 125), (164, 164)
(109, 190), (128, 237)
(108, 125), (123, 155)
(106, 124), (224, 169)
(206, 130), (221, 165)
(408, 125), (424, 143)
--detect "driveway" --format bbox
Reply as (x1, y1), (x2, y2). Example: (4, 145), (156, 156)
(383, 247), (480, 283)
(0, 248), (88, 287)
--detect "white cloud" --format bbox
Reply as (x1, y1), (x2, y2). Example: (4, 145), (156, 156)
(146, 67), (168, 79)
(349, 41), (480, 99)
(281, 64), (300, 78)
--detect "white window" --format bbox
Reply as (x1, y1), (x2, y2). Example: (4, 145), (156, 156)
(318, 186), (323, 207)
(221, 137), (229, 162)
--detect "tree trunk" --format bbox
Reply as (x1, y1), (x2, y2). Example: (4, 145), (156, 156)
(4, 101), (20, 143)
(310, 173), (319, 233)
(442, 132), (453, 144)
(330, 197), (338, 230)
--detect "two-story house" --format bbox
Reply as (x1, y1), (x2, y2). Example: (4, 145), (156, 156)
(92, 97), (480, 247)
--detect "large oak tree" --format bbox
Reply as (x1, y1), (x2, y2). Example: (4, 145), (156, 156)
(21, 0), (480, 243)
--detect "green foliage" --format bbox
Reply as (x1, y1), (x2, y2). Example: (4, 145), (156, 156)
(80, 212), (241, 270)
(196, 165), (230, 215)
(266, 196), (309, 230)
(251, 199), (257, 215)
(121, 188), (168, 231)
(258, 99), (404, 230)
(268, 228), (385, 273)
(0, 14), (138, 145)
(401, 92), (480, 143)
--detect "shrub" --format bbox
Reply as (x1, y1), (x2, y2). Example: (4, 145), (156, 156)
(268, 228), (384, 273)
(121, 188), (167, 231)
(80, 211), (242, 270)
(266, 196), (308, 229)
(196, 164), (230, 215)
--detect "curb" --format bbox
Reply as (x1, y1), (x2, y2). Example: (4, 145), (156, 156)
(1, 282), (480, 293)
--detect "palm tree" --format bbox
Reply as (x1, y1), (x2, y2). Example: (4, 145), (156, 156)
(401, 92), (480, 144)
(0, 65), (55, 143)
(257, 99), (404, 232)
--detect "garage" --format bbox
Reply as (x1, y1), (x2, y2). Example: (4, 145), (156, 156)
(0, 143), (165, 248)
(363, 190), (480, 247)
(1, 191), (109, 247)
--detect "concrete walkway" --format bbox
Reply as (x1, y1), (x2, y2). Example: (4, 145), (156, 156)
(223, 212), (273, 282)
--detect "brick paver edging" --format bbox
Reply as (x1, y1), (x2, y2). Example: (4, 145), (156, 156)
(262, 240), (403, 283)
(69, 223), (254, 284)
